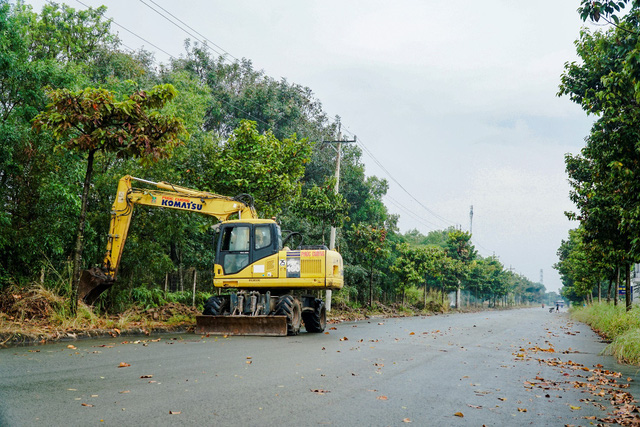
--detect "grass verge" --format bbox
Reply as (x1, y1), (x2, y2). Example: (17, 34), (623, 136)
(571, 302), (640, 365)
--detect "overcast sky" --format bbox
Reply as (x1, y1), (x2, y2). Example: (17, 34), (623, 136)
(25, 0), (600, 293)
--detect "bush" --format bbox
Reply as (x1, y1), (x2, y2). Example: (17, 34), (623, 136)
(607, 329), (640, 365)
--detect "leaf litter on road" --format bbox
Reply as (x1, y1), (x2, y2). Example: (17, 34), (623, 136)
(515, 335), (640, 425)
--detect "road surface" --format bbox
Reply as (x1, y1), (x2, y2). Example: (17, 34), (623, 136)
(1, 308), (638, 426)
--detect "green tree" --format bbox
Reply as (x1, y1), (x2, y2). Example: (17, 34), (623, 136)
(28, 2), (118, 63)
(349, 223), (391, 307)
(203, 120), (312, 217)
(33, 84), (187, 310)
(559, 4), (640, 309)
(445, 230), (476, 308)
(291, 177), (350, 245)
(391, 243), (426, 306)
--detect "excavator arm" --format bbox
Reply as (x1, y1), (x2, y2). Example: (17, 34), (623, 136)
(78, 175), (257, 304)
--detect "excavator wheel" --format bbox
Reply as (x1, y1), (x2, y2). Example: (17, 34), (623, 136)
(203, 296), (223, 316)
(275, 295), (302, 336)
(302, 299), (326, 333)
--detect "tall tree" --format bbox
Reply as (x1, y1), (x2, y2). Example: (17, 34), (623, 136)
(559, 2), (640, 309)
(33, 84), (187, 310)
(445, 230), (476, 308)
(203, 119), (312, 217)
(348, 223), (390, 307)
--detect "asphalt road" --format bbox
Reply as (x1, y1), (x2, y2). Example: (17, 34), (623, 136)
(1, 308), (638, 426)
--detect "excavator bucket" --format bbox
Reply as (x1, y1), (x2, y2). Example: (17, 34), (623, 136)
(195, 315), (288, 336)
(78, 267), (114, 305)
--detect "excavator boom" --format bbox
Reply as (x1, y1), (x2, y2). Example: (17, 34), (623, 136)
(78, 175), (256, 303)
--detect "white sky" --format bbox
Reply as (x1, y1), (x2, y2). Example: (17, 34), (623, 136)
(25, 0), (600, 293)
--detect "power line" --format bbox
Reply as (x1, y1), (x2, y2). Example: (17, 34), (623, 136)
(146, 0), (240, 62)
(383, 194), (444, 230)
(137, 0), (227, 58)
(74, 0), (177, 60)
(340, 125), (456, 228)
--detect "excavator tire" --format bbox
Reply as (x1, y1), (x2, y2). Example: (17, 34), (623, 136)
(275, 295), (301, 336)
(203, 296), (223, 316)
(302, 299), (326, 333)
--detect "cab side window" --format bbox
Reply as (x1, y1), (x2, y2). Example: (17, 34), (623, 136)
(254, 225), (272, 250)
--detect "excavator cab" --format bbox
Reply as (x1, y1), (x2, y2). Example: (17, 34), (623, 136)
(215, 220), (282, 275)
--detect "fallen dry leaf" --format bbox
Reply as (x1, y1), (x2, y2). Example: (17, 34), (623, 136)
(310, 389), (330, 395)
(140, 375), (153, 378)
(569, 405), (581, 410)
(81, 403), (94, 407)
(517, 408), (527, 412)
(377, 395), (388, 400)
(67, 345), (76, 350)
(118, 362), (130, 368)
(169, 411), (181, 415)
(340, 337), (348, 341)
(454, 412), (464, 417)
(402, 418), (411, 423)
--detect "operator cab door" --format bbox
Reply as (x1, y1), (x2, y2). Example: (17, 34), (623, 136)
(216, 223), (281, 275)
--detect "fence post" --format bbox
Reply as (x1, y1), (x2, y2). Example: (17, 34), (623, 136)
(192, 270), (197, 307)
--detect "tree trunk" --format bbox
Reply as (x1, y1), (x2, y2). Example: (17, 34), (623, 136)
(369, 265), (374, 308)
(597, 281), (601, 303)
(71, 149), (96, 314)
(455, 283), (461, 309)
(180, 263), (184, 292)
(423, 279), (427, 307)
(607, 278), (612, 304)
(626, 263), (632, 312)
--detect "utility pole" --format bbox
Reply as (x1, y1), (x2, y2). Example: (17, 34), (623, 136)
(323, 121), (356, 311)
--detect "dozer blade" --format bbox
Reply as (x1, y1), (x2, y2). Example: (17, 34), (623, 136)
(78, 267), (114, 305)
(195, 315), (288, 336)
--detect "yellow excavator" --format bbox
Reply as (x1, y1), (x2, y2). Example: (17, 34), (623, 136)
(78, 175), (343, 336)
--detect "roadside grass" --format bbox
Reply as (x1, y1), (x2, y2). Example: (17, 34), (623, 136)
(571, 302), (640, 365)
(0, 283), (199, 345)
